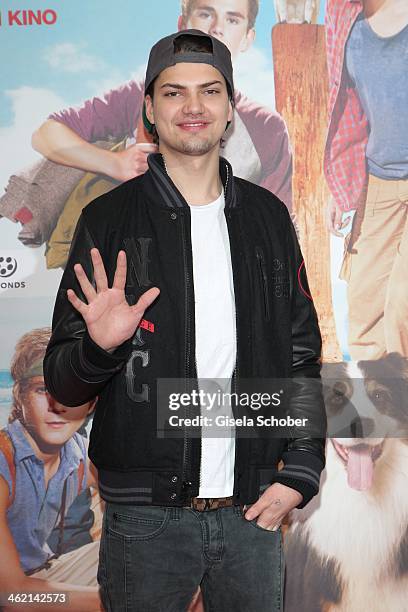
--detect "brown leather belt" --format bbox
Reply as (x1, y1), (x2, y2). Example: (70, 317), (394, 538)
(185, 496), (237, 511)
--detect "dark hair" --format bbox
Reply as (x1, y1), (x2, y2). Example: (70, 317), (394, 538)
(174, 32), (213, 55)
(181, 0), (259, 30)
(144, 80), (159, 143)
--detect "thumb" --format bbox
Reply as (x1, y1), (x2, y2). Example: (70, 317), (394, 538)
(341, 215), (351, 229)
(135, 143), (159, 154)
(131, 287), (160, 317)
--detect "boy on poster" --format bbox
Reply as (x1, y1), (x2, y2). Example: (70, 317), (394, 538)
(0, 329), (101, 611)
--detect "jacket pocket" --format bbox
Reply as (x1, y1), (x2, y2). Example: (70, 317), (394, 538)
(255, 246), (270, 321)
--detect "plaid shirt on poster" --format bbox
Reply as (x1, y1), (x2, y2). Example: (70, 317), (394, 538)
(324, 0), (369, 212)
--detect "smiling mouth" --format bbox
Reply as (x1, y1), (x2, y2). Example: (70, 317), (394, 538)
(332, 440), (384, 491)
(177, 122), (210, 131)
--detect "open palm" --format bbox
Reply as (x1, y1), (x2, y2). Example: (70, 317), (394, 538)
(67, 248), (159, 352)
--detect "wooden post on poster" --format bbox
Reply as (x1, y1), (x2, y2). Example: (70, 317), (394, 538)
(272, 24), (342, 362)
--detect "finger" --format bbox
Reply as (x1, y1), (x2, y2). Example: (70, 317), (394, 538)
(254, 509), (283, 530)
(131, 287), (160, 316)
(67, 288), (88, 316)
(73, 263), (96, 303)
(135, 143), (159, 153)
(244, 500), (269, 520)
(136, 163), (149, 174)
(90, 248), (108, 292)
(258, 522), (280, 530)
(326, 209), (341, 236)
(334, 207), (344, 228)
(339, 216), (351, 230)
(329, 214), (344, 237)
(112, 251), (127, 291)
(326, 200), (344, 237)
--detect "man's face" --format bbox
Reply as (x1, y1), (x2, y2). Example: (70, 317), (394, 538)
(20, 376), (93, 451)
(145, 62), (233, 157)
(181, 0), (255, 60)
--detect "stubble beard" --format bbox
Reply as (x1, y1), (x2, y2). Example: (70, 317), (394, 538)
(158, 125), (222, 156)
(178, 136), (215, 156)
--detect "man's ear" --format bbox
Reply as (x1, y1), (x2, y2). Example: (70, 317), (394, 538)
(145, 95), (154, 125)
(240, 28), (255, 53)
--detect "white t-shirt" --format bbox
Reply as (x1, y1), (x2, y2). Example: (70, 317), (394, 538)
(189, 190), (236, 498)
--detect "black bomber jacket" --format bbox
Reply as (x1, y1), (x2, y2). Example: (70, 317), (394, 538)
(44, 153), (327, 509)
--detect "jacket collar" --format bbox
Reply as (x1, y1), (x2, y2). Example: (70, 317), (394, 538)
(146, 152), (238, 210)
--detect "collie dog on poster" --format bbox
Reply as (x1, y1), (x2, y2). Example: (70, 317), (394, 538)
(284, 354), (408, 612)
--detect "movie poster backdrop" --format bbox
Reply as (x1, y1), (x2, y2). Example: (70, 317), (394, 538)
(1, 1), (407, 610)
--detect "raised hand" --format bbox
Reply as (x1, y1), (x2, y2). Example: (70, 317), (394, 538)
(67, 248), (160, 352)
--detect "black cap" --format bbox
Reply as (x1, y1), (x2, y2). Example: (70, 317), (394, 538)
(145, 28), (234, 95)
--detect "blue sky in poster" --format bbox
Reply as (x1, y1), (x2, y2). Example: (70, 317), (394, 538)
(0, 0), (325, 126)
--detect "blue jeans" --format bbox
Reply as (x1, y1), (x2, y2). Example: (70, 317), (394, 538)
(98, 503), (284, 611)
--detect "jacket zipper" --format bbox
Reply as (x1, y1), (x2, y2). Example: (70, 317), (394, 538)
(256, 246), (270, 321)
(196, 352), (202, 493)
(180, 212), (195, 496)
(226, 205), (239, 499)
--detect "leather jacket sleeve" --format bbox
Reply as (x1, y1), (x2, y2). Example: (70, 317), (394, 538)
(272, 207), (327, 508)
(43, 214), (132, 407)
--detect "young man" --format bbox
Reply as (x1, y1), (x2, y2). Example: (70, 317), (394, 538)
(31, 0), (292, 210)
(324, 0), (408, 360)
(44, 30), (326, 611)
(0, 328), (101, 611)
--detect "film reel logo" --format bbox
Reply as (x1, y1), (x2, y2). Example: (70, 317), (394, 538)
(0, 256), (18, 278)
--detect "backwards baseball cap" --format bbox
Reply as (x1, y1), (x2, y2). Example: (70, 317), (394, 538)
(143, 29), (234, 133)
